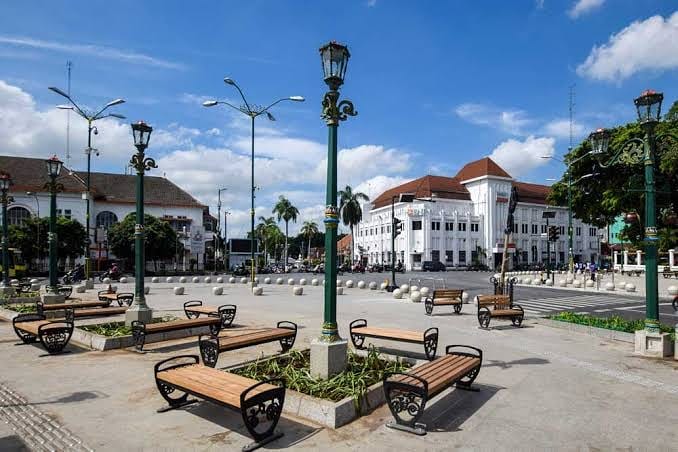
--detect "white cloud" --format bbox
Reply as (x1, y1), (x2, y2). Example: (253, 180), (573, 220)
(568, 0), (605, 19)
(0, 35), (184, 69)
(577, 12), (678, 82)
(455, 103), (533, 136)
(489, 136), (555, 177)
(535, 0), (545, 10)
(542, 118), (586, 139)
(367, 0), (377, 6)
(353, 175), (411, 202)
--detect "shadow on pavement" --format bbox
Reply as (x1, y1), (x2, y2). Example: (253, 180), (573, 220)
(0, 390), (108, 408)
(423, 383), (503, 433)
(0, 435), (30, 451)
(484, 357), (550, 369)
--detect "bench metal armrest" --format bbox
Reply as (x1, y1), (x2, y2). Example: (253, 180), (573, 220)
(446, 345), (483, 363)
(240, 378), (286, 443)
(38, 321), (74, 354)
(183, 300), (203, 309)
(36, 301), (45, 316)
(277, 321), (297, 332)
(511, 304), (524, 313)
(154, 355), (199, 375)
(198, 334), (220, 367)
(131, 320), (148, 351)
(276, 321), (298, 352)
(13, 312), (46, 325)
(423, 327), (438, 340)
(349, 318), (367, 331)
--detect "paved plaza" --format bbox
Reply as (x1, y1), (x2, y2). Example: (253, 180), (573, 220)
(2, 276), (678, 450)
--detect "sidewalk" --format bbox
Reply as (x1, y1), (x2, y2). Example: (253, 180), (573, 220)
(2, 283), (678, 450)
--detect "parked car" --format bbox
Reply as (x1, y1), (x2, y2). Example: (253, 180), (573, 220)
(422, 261), (446, 272)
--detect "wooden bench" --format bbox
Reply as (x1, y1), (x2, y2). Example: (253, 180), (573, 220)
(154, 355), (286, 452)
(349, 319), (438, 361)
(424, 289), (464, 315)
(132, 317), (224, 351)
(12, 309), (75, 354)
(97, 290), (133, 306)
(183, 300), (237, 328)
(199, 322), (297, 368)
(98, 290), (117, 302)
(476, 294), (524, 328)
(383, 344), (482, 435)
(662, 267), (678, 279)
(36, 302), (127, 319)
(37, 300), (112, 311)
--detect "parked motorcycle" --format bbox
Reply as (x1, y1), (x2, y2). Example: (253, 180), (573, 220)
(98, 269), (121, 282)
(62, 265), (85, 284)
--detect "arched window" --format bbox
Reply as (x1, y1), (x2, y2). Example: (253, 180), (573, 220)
(7, 206), (31, 226)
(96, 211), (118, 229)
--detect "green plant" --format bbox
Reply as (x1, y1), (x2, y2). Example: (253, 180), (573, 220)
(79, 315), (178, 337)
(4, 303), (37, 313)
(0, 291), (40, 303)
(548, 312), (675, 341)
(233, 347), (409, 411)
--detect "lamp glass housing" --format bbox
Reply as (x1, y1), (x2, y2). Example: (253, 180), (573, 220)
(46, 156), (63, 178)
(589, 128), (611, 155)
(319, 42), (350, 87)
(634, 90), (663, 123)
(131, 121), (153, 147)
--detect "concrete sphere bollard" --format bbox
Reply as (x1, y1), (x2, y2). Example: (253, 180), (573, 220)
(545, 279), (554, 286)
(119, 277), (128, 283)
(212, 286), (223, 296)
(293, 286), (303, 296)
(151, 277), (159, 283)
(625, 283), (636, 292)
(585, 279), (595, 288)
(311, 279), (319, 286)
(144, 286), (150, 295)
(204, 277), (212, 283)
(668, 285), (678, 296)
(392, 288), (403, 299)
(103, 277), (111, 284)
(229, 277), (236, 284)
(400, 284), (410, 294)
(533, 278), (542, 285)
(166, 277), (174, 283)
(300, 278), (307, 286)
(264, 277), (272, 284)
(420, 287), (430, 297)
(523, 277), (532, 285)
(173, 287), (184, 295)
(573, 280), (582, 288)
(566, 277), (574, 285)
(346, 280), (354, 288)
(288, 278), (295, 286)
(192, 277), (200, 283)
(337, 287), (344, 295)
(337, 279), (344, 287)
(410, 290), (422, 303)
(605, 282), (615, 291)
(380, 282), (388, 290)
(462, 292), (470, 303)
(255, 278), (259, 284)
(276, 277), (284, 285)
(179, 277), (187, 283)
(253, 286), (263, 296)
(369, 281), (377, 290)
(216, 277), (224, 283)
(410, 285), (419, 293)
(241, 277), (248, 284)
(615, 282), (626, 290)
(516, 278), (523, 284)
(75, 285), (86, 293)
(30, 283), (41, 291)
(558, 279), (567, 287)
(30, 278), (39, 284)
(357, 280), (366, 289)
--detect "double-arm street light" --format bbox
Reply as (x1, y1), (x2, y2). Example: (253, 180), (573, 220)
(216, 187), (228, 273)
(0, 173), (13, 289)
(49, 86), (125, 283)
(203, 80), (304, 287)
(45, 156), (64, 295)
(587, 89), (677, 334)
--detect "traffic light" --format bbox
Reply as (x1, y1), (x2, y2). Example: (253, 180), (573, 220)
(393, 217), (403, 237)
(548, 225), (559, 242)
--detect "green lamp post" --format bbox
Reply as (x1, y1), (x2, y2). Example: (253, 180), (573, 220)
(45, 156), (64, 295)
(0, 172), (12, 289)
(588, 89), (677, 335)
(125, 121), (156, 326)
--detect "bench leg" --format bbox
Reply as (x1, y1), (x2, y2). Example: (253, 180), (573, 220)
(155, 382), (197, 412)
(456, 365), (481, 392)
(199, 335), (220, 368)
(511, 316), (524, 327)
(477, 309), (491, 329)
(131, 321), (146, 351)
(241, 380), (285, 452)
(350, 333), (365, 350)
(383, 375), (428, 435)
(424, 298), (433, 316)
(453, 303), (462, 315)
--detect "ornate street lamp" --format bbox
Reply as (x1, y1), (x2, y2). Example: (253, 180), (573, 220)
(587, 89), (677, 337)
(49, 86), (125, 284)
(310, 41), (357, 379)
(0, 173), (13, 289)
(45, 156), (63, 295)
(126, 121), (156, 326)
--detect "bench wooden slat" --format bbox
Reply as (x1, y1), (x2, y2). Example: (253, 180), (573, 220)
(352, 326), (423, 343)
(217, 328), (294, 351)
(394, 355), (465, 386)
(14, 320), (52, 335)
(73, 307), (127, 318)
(41, 301), (110, 310)
(491, 309), (522, 316)
(98, 293), (118, 300)
(427, 357), (479, 394)
(432, 298), (462, 306)
(145, 317), (220, 333)
(185, 306), (221, 315)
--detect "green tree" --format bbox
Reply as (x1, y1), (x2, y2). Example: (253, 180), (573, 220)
(255, 216), (278, 263)
(108, 213), (182, 271)
(665, 100), (678, 122)
(9, 216), (86, 267)
(339, 185), (369, 263)
(272, 196), (299, 266)
(300, 220), (319, 259)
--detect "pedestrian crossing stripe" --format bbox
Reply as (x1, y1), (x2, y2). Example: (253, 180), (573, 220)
(516, 295), (641, 315)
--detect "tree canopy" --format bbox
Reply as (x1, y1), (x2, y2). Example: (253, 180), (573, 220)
(9, 216), (87, 264)
(107, 213), (181, 266)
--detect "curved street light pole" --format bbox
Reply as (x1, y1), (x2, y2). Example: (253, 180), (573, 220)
(203, 82), (304, 287)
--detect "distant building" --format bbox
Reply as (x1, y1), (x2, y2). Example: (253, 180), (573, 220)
(355, 157), (601, 271)
(227, 238), (261, 269)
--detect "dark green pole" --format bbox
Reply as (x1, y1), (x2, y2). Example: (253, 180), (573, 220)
(251, 114), (256, 287)
(546, 217), (551, 280)
(642, 124), (659, 332)
(322, 113), (339, 341)
(1, 191), (9, 287)
(85, 120), (93, 281)
(48, 178), (58, 293)
(390, 197), (397, 290)
(134, 162), (146, 306)
(567, 169), (574, 273)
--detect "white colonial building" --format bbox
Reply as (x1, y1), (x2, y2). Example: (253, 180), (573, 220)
(0, 156), (216, 271)
(355, 157), (601, 271)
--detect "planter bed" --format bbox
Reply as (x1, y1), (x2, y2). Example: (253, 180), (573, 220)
(225, 348), (415, 429)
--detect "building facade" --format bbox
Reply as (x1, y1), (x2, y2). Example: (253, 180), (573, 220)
(0, 156), (215, 271)
(355, 157), (601, 271)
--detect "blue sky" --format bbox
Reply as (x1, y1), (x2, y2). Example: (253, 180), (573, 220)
(1, 0), (677, 236)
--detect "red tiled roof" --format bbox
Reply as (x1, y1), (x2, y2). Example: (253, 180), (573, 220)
(455, 157), (512, 181)
(513, 181), (551, 205)
(337, 234), (352, 252)
(371, 175), (470, 209)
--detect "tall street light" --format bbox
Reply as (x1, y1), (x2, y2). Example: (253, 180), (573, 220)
(216, 187), (228, 273)
(310, 41), (357, 379)
(45, 156), (64, 296)
(0, 173), (13, 289)
(203, 81), (304, 287)
(588, 89), (677, 336)
(125, 121), (156, 326)
(48, 86), (125, 283)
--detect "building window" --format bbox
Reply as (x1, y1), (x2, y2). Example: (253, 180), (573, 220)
(458, 223), (466, 232)
(96, 211), (118, 229)
(531, 245), (538, 262)
(559, 226), (565, 235)
(513, 223), (518, 233)
(576, 227), (582, 236)
(541, 224), (547, 234)
(445, 222), (454, 231)
(381, 226), (384, 234)
(532, 224), (538, 234)
(387, 225), (391, 233)
(431, 221), (440, 231)
(459, 250), (466, 264)
(522, 224), (528, 234)
(412, 220), (422, 230)
(589, 227), (597, 236)
(7, 206), (31, 226)
(431, 250), (440, 262)
(471, 223), (479, 232)
(445, 250), (453, 262)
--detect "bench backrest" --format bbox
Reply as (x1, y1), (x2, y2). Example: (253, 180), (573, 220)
(433, 289), (463, 300)
(477, 294), (511, 309)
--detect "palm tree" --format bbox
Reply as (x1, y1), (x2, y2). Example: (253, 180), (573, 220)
(300, 220), (319, 259)
(256, 216), (277, 264)
(339, 185), (369, 264)
(272, 195), (299, 268)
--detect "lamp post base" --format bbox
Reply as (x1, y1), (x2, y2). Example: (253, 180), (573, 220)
(634, 330), (672, 358)
(385, 285), (398, 293)
(42, 293), (66, 305)
(84, 279), (94, 290)
(125, 301), (153, 326)
(310, 338), (347, 379)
